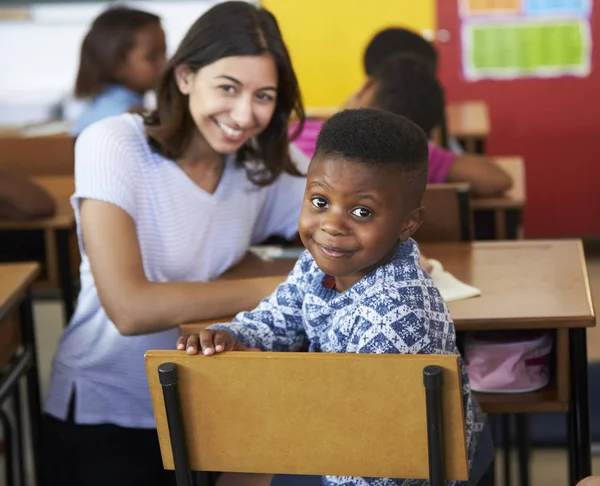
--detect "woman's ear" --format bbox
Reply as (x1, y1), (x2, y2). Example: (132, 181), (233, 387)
(174, 64), (194, 95)
(398, 207), (425, 241)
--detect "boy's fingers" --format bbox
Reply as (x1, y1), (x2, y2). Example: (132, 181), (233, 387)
(213, 331), (229, 353)
(185, 334), (200, 355)
(199, 330), (217, 356)
(176, 335), (187, 350)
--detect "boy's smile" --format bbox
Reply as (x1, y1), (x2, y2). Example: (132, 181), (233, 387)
(298, 156), (422, 292)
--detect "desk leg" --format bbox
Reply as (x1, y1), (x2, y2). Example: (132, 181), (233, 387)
(568, 328), (591, 485)
(19, 292), (42, 486)
(505, 210), (521, 240)
(475, 138), (486, 154)
(57, 229), (74, 324)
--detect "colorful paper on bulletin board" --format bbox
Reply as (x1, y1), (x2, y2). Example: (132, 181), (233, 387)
(461, 0), (520, 16)
(524, 0), (590, 15)
(462, 20), (591, 80)
(461, 0), (591, 16)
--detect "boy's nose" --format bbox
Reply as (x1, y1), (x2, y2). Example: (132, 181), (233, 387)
(321, 212), (348, 237)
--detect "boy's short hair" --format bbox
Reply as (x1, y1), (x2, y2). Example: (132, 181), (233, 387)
(371, 53), (445, 137)
(313, 108), (429, 207)
(364, 27), (438, 76)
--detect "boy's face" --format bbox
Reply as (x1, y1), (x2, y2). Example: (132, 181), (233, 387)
(298, 156), (423, 292)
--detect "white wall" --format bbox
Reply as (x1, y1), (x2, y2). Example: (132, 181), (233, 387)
(0, 1), (237, 125)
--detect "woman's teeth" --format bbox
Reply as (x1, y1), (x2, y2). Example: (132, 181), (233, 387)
(217, 121), (242, 138)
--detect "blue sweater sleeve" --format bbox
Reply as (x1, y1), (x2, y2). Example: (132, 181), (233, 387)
(208, 252), (312, 351)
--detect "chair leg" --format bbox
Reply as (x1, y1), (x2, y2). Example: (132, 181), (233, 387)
(423, 366), (445, 486)
(14, 386), (26, 486)
(0, 408), (15, 486)
(159, 363), (194, 486)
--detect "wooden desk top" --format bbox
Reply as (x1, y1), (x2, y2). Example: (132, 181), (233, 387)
(181, 240), (594, 334)
(0, 175), (75, 230)
(0, 263), (39, 319)
(446, 101), (490, 139)
(421, 240), (594, 330)
(471, 157), (526, 211)
(303, 101), (490, 140)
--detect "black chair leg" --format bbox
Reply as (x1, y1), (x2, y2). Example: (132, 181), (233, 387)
(159, 362), (195, 486)
(424, 366), (445, 486)
(0, 408), (15, 486)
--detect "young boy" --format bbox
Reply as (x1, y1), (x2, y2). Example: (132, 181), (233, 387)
(180, 109), (494, 486)
(292, 54), (511, 198)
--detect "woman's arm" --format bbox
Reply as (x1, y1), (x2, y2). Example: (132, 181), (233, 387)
(446, 154), (513, 197)
(0, 170), (56, 220)
(81, 199), (283, 336)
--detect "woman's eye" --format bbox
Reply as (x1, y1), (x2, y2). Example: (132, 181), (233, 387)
(219, 85), (236, 94)
(256, 92), (275, 102)
(351, 207), (371, 218)
(311, 197), (329, 209)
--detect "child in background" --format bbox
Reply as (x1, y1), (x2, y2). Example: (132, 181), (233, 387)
(293, 54), (511, 197)
(70, 6), (166, 136)
(180, 109), (494, 486)
(364, 26), (465, 154)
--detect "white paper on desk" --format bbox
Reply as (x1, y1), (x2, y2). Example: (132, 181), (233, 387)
(249, 246), (304, 261)
(429, 259), (481, 303)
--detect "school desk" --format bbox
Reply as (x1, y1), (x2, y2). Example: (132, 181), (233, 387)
(471, 157), (526, 239)
(179, 239), (595, 484)
(0, 263), (41, 485)
(304, 101), (490, 153)
(445, 101), (490, 154)
(0, 176), (76, 322)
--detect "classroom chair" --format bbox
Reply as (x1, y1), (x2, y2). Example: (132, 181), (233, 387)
(0, 135), (75, 176)
(413, 183), (473, 242)
(145, 350), (469, 486)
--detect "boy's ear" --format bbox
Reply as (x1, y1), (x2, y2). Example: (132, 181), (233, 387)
(398, 207), (425, 241)
(174, 64), (194, 95)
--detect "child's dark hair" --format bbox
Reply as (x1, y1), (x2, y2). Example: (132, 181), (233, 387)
(145, 1), (305, 186)
(314, 109), (428, 206)
(364, 27), (438, 76)
(371, 53), (445, 137)
(74, 6), (161, 98)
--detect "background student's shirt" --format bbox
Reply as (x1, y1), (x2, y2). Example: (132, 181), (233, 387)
(70, 84), (142, 136)
(291, 119), (455, 184)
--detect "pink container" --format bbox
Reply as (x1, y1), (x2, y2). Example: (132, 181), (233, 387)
(464, 332), (553, 394)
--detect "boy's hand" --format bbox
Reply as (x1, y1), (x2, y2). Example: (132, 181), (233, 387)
(177, 329), (258, 356)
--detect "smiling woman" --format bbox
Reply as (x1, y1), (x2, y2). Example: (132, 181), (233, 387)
(41, 3), (308, 486)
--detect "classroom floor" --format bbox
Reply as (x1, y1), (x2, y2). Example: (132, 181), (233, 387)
(8, 247), (600, 486)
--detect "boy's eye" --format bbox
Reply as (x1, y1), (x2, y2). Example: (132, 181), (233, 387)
(311, 196), (329, 209)
(351, 207), (371, 218)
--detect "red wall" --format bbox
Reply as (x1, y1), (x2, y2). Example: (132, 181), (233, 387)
(437, 2), (600, 238)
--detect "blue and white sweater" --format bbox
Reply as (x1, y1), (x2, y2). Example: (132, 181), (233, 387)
(210, 239), (493, 485)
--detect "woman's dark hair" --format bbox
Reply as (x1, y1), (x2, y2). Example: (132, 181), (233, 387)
(145, 1), (305, 186)
(74, 6), (161, 98)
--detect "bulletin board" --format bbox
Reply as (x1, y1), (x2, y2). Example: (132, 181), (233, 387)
(460, 0), (592, 80)
(261, 0), (435, 109)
